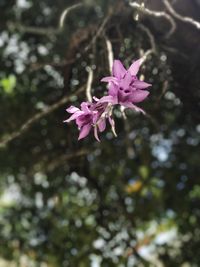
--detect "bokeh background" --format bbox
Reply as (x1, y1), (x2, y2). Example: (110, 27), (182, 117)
(0, 0), (200, 266)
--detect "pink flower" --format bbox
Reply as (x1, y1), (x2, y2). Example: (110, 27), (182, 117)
(64, 101), (114, 141)
(64, 102), (95, 140)
(64, 58), (152, 141)
(100, 59), (151, 113)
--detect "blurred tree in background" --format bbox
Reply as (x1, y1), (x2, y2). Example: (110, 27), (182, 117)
(0, 0), (200, 266)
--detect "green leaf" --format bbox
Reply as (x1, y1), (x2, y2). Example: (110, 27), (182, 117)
(139, 165), (149, 179)
(1, 75), (17, 95)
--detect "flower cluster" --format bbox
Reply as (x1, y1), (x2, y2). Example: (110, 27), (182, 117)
(64, 59), (151, 141)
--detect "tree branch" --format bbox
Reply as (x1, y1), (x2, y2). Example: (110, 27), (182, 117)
(163, 0), (200, 30)
(85, 66), (93, 102)
(84, 15), (110, 52)
(45, 149), (89, 173)
(7, 22), (58, 36)
(138, 24), (157, 63)
(105, 36), (114, 75)
(29, 59), (76, 72)
(7, 3), (84, 36)
(59, 3), (83, 29)
(129, 1), (176, 38)
(0, 86), (85, 148)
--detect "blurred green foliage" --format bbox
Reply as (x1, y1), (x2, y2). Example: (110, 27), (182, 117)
(1, 75), (16, 95)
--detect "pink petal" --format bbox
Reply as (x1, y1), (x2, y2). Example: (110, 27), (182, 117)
(121, 102), (145, 114)
(112, 60), (127, 79)
(98, 119), (106, 132)
(130, 90), (149, 103)
(108, 116), (115, 127)
(78, 123), (92, 140)
(64, 111), (83, 123)
(133, 80), (152, 89)
(119, 72), (132, 89)
(81, 102), (91, 113)
(92, 111), (99, 124)
(98, 95), (116, 104)
(94, 126), (100, 142)
(66, 106), (80, 113)
(108, 117), (117, 137)
(108, 84), (118, 97)
(101, 77), (118, 84)
(128, 59), (142, 76)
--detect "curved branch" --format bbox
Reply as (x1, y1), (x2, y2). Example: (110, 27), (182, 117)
(84, 15), (110, 52)
(86, 67), (93, 102)
(0, 86), (85, 148)
(7, 3), (84, 36)
(163, 0), (200, 30)
(59, 3), (83, 29)
(105, 36), (114, 75)
(46, 149), (89, 173)
(138, 24), (157, 63)
(7, 22), (58, 36)
(129, 1), (176, 38)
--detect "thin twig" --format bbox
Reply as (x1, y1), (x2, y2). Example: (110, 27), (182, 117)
(161, 44), (189, 60)
(135, 24), (159, 130)
(59, 3), (83, 29)
(129, 1), (176, 38)
(138, 24), (156, 63)
(158, 80), (169, 102)
(105, 36), (114, 75)
(163, 0), (200, 30)
(29, 59), (76, 72)
(46, 149), (89, 172)
(0, 86), (85, 148)
(7, 3), (84, 36)
(86, 67), (93, 102)
(84, 15), (110, 52)
(139, 24), (156, 52)
(7, 22), (58, 36)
